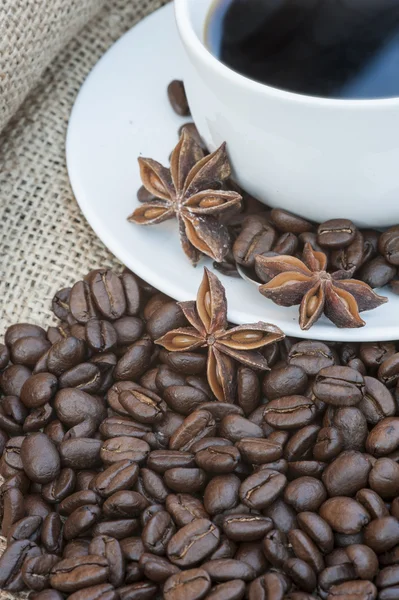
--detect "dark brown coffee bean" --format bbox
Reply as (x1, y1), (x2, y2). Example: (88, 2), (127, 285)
(328, 580), (377, 599)
(248, 572), (290, 600)
(297, 512), (334, 554)
(236, 437), (282, 465)
(1, 487), (24, 535)
(359, 256), (397, 288)
(263, 364), (308, 400)
(68, 584), (118, 600)
(51, 287), (71, 320)
(23, 402), (54, 433)
(47, 336), (86, 377)
(284, 557), (317, 593)
(288, 529), (324, 573)
(366, 417), (399, 457)
(42, 468), (76, 503)
(164, 467), (206, 493)
(164, 568), (211, 600)
(63, 505), (101, 540)
(164, 385), (208, 415)
(284, 424), (320, 462)
(322, 450), (372, 497)
(234, 542), (267, 577)
(356, 376), (395, 425)
(30, 590), (65, 600)
(319, 497), (371, 534)
(269, 208), (311, 234)
(284, 476), (327, 512)
(142, 510), (176, 555)
(0, 539), (41, 591)
(195, 445), (240, 473)
(170, 410), (216, 452)
(92, 460), (139, 498)
(147, 450), (195, 473)
(4, 323), (45, 347)
(240, 469), (287, 509)
(50, 555), (109, 592)
(21, 433), (60, 484)
(314, 366), (364, 406)
(318, 563), (356, 594)
(120, 271), (142, 316)
(379, 225), (399, 265)
(76, 471), (98, 491)
(369, 457), (399, 498)
(330, 229), (364, 272)
(0, 396), (28, 435)
(167, 518), (220, 567)
(167, 80), (190, 116)
(345, 543), (378, 580)
(102, 490), (148, 518)
(262, 529), (292, 568)
(364, 516), (399, 553)
(139, 553), (180, 583)
(223, 514), (273, 542)
(378, 352), (399, 388)
(219, 414), (263, 443)
(360, 342), (396, 373)
(203, 474), (240, 516)
(0, 342), (10, 370)
(88, 270), (126, 320)
(22, 554), (60, 591)
(201, 558), (255, 582)
(118, 581), (158, 600)
(264, 396), (317, 429)
(41, 513), (63, 555)
(356, 488), (389, 519)
(166, 493), (208, 527)
(317, 219), (356, 249)
(59, 438), (102, 469)
(19, 372), (57, 409)
(24, 494), (52, 520)
(99, 416), (150, 440)
(147, 302), (187, 341)
(85, 320), (117, 353)
(161, 349), (207, 375)
(114, 338), (154, 381)
(1, 364), (32, 396)
(59, 363), (100, 394)
(145, 411), (184, 450)
(235, 366), (260, 416)
(100, 436), (150, 465)
(328, 406), (368, 452)
(88, 535), (125, 588)
(10, 336), (51, 367)
(7, 515), (42, 544)
(233, 215), (276, 268)
(69, 281), (98, 323)
(119, 385), (166, 424)
(93, 519), (139, 540)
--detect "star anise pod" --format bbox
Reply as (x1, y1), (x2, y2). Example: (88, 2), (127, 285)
(155, 267), (285, 402)
(256, 243), (387, 330)
(128, 130), (242, 265)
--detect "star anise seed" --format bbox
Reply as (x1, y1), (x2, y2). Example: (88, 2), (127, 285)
(155, 267), (285, 402)
(256, 243), (387, 330)
(128, 130), (242, 265)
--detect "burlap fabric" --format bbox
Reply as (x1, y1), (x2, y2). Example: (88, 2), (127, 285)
(0, 0), (169, 596)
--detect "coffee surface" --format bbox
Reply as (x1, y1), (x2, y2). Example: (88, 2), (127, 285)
(206, 0), (399, 99)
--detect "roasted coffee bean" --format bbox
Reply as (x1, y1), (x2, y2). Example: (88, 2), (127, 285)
(164, 467), (206, 493)
(0, 397), (28, 435)
(21, 554), (60, 591)
(263, 364), (308, 400)
(1, 364), (32, 396)
(24, 494), (52, 520)
(287, 341), (335, 377)
(85, 320), (117, 353)
(1, 488), (25, 536)
(118, 581), (158, 600)
(284, 424), (320, 462)
(76, 471), (98, 491)
(284, 476), (327, 512)
(89, 270), (126, 320)
(4, 323), (45, 347)
(0, 342), (10, 369)
(155, 365), (185, 391)
(99, 416), (150, 439)
(327, 406), (368, 452)
(20, 372), (58, 408)
(20, 433), (60, 484)
(24, 403), (54, 433)
(288, 529), (324, 573)
(161, 349), (207, 375)
(346, 543), (378, 579)
(68, 584), (118, 600)
(169, 410), (216, 452)
(41, 513), (63, 554)
(359, 256), (397, 288)
(52, 287), (71, 320)
(356, 488), (389, 519)
(60, 437), (102, 469)
(270, 208), (311, 234)
(7, 515), (42, 543)
(330, 229), (364, 272)
(314, 366), (364, 406)
(140, 553), (180, 583)
(119, 385), (166, 424)
(297, 512), (334, 554)
(41, 468), (76, 503)
(240, 469), (287, 509)
(366, 417), (399, 456)
(317, 219), (356, 249)
(64, 505), (101, 540)
(146, 302), (187, 341)
(248, 571), (290, 600)
(357, 376), (396, 425)
(364, 516), (399, 553)
(318, 563), (356, 594)
(101, 437), (150, 465)
(93, 519), (139, 540)
(264, 396), (317, 429)
(59, 363), (102, 393)
(142, 511), (176, 555)
(114, 338), (154, 381)
(234, 542), (267, 577)
(50, 555), (109, 592)
(201, 558), (255, 582)
(272, 231), (298, 255)
(120, 537), (145, 562)
(59, 490), (102, 515)
(147, 450), (195, 473)
(166, 493), (208, 527)
(262, 497), (297, 534)
(237, 366), (260, 416)
(369, 457), (399, 498)
(328, 580), (377, 599)
(69, 281), (98, 323)
(47, 336), (86, 377)
(360, 342), (396, 373)
(378, 352), (399, 388)
(233, 215), (276, 268)
(167, 80), (190, 116)
(195, 444), (240, 473)
(10, 336), (51, 367)
(236, 437), (282, 464)
(89, 535), (125, 587)
(203, 474), (240, 516)
(103, 490), (148, 518)
(92, 460), (139, 498)
(379, 225), (399, 265)
(223, 515), (273, 542)
(164, 385), (209, 415)
(0, 539), (41, 591)
(163, 568), (211, 600)
(167, 518), (220, 567)
(262, 529), (292, 568)
(319, 497), (371, 534)
(322, 450), (372, 497)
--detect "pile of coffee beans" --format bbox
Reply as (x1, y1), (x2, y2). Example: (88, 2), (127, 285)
(1, 267), (399, 600)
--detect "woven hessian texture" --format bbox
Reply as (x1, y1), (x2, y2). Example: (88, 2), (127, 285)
(0, 0), (169, 335)
(0, 1), (169, 596)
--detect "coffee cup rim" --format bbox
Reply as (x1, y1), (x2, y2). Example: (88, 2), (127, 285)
(175, 0), (399, 109)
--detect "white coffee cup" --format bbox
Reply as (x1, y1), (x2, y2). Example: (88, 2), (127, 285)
(175, 0), (399, 227)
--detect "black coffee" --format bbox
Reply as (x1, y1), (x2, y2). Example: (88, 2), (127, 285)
(206, 0), (399, 99)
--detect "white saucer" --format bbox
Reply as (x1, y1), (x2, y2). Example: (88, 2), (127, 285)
(66, 3), (399, 342)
